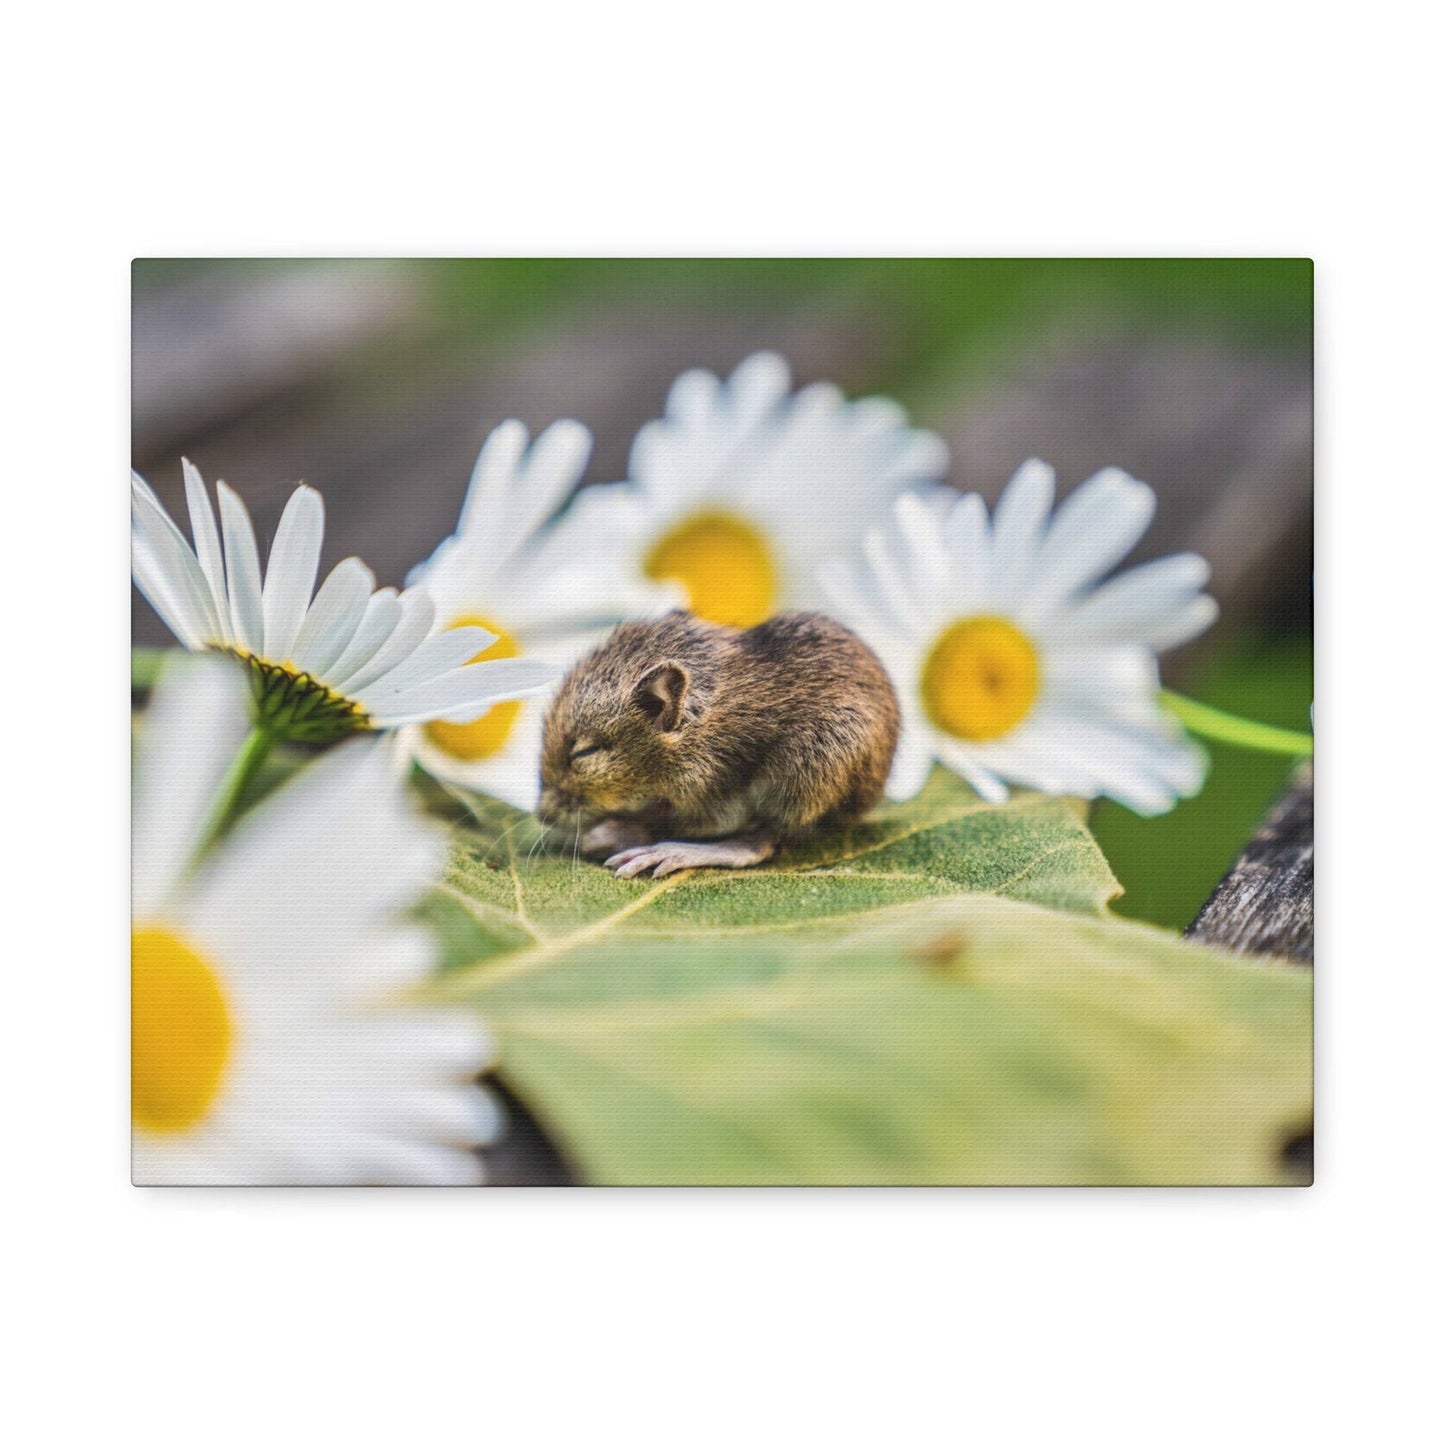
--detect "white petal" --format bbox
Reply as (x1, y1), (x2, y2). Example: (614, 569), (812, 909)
(135, 706), (502, 1185)
(217, 482), (265, 654)
(418, 424), (616, 631)
(893, 428), (951, 480)
(819, 552), (913, 641)
(328, 588), (402, 688)
(291, 558), (375, 679)
(934, 739), (1010, 804)
(944, 491), (992, 610)
(131, 472), (221, 646)
(816, 555), (877, 636)
(455, 418), (592, 567)
(355, 625), (497, 705)
(181, 459), (231, 644)
(988, 459), (1055, 607)
(133, 655), (252, 918)
(1044, 645), (1160, 717)
(512, 510), (683, 630)
(728, 351), (794, 425)
(344, 1083), (502, 1149)
(367, 658), (559, 727)
(884, 728), (935, 801)
(1056, 552), (1216, 650)
(1142, 594), (1220, 651)
(336, 1137), (485, 1186)
(457, 418), (528, 536)
(844, 394), (907, 438)
(861, 525), (929, 634)
(407, 697), (549, 810)
(816, 555), (867, 630)
(892, 489), (952, 596)
(983, 709), (1207, 815)
(184, 737), (445, 979)
(131, 530), (208, 651)
(262, 485), (325, 662)
(315, 1013), (497, 1083)
(625, 351), (944, 607)
(1023, 468), (1157, 621)
(506, 419), (592, 550)
(514, 419), (591, 518)
(666, 365), (726, 428)
(341, 586), (436, 694)
(959, 728), (1078, 797)
(1070, 727), (1203, 815)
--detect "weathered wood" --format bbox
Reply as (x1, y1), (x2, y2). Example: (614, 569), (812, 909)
(478, 1080), (577, 1188)
(132, 262), (421, 458)
(1187, 761), (1314, 963)
(1188, 765), (1313, 1180)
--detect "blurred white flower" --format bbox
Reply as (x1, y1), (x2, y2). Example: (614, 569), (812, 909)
(402, 419), (674, 810)
(132, 655), (500, 1184)
(822, 463), (1219, 816)
(561, 352), (949, 630)
(131, 465), (558, 742)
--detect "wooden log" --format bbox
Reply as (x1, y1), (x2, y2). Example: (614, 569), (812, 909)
(1187, 761), (1314, 964)
(1187, 763), (1314, 1180)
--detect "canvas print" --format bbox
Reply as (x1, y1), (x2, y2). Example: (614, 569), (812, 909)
(131, 259), (1314, 1185)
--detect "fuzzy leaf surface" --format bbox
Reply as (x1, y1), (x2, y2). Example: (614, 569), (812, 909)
(422, 773), (1311, 1184)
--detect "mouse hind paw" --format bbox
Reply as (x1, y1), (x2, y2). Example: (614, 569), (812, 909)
(605, 832), (776, 879)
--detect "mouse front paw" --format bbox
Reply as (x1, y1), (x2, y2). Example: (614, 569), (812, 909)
(581, 817), (653, 859)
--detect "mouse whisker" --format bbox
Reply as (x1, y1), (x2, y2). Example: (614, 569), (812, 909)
(479, 809), (533, 865)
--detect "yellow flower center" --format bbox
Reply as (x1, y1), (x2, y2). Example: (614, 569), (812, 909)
(424, 616), (523, 761)
(921, 616), (1041, 742)
(132, 927), (234, 1135)
(644, 510), (777, 628)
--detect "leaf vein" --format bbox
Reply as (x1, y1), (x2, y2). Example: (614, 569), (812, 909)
(435, 882), (542, 942)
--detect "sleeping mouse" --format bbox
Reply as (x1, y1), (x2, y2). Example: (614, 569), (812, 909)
(536, 610), (899, 878)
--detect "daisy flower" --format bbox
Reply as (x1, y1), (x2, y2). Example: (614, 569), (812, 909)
(131, 463), (558, 743)
(133, 654), (498, 1184)
(562, 351), (950, 630)
(402, 418), (676, 810)
(821, 461), (1219, 815)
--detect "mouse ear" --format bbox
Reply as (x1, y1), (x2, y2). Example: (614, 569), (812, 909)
(633, 662), (690, 733)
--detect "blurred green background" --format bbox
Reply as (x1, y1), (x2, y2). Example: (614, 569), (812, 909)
(133, 258), (1313, 931)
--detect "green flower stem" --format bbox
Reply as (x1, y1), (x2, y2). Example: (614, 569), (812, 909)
(1159, 690), (1314, 756)
(190, 723), (277, 867)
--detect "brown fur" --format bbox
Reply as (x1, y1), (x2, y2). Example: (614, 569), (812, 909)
(538, 610), (900, 850)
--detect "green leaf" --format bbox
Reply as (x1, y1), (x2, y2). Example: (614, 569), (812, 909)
(421, 771), (1312, 1185)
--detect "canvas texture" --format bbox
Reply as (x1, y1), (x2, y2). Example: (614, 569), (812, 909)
(130, 258), (1314, 1186)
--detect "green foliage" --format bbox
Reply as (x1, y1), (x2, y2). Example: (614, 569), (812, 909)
(422, 772), (1312, 1185)
(430, 258), (1312, 405)
(130, 645), (171, 694)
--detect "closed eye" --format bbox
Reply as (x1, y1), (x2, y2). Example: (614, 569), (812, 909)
(570, 744), (604, 762)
